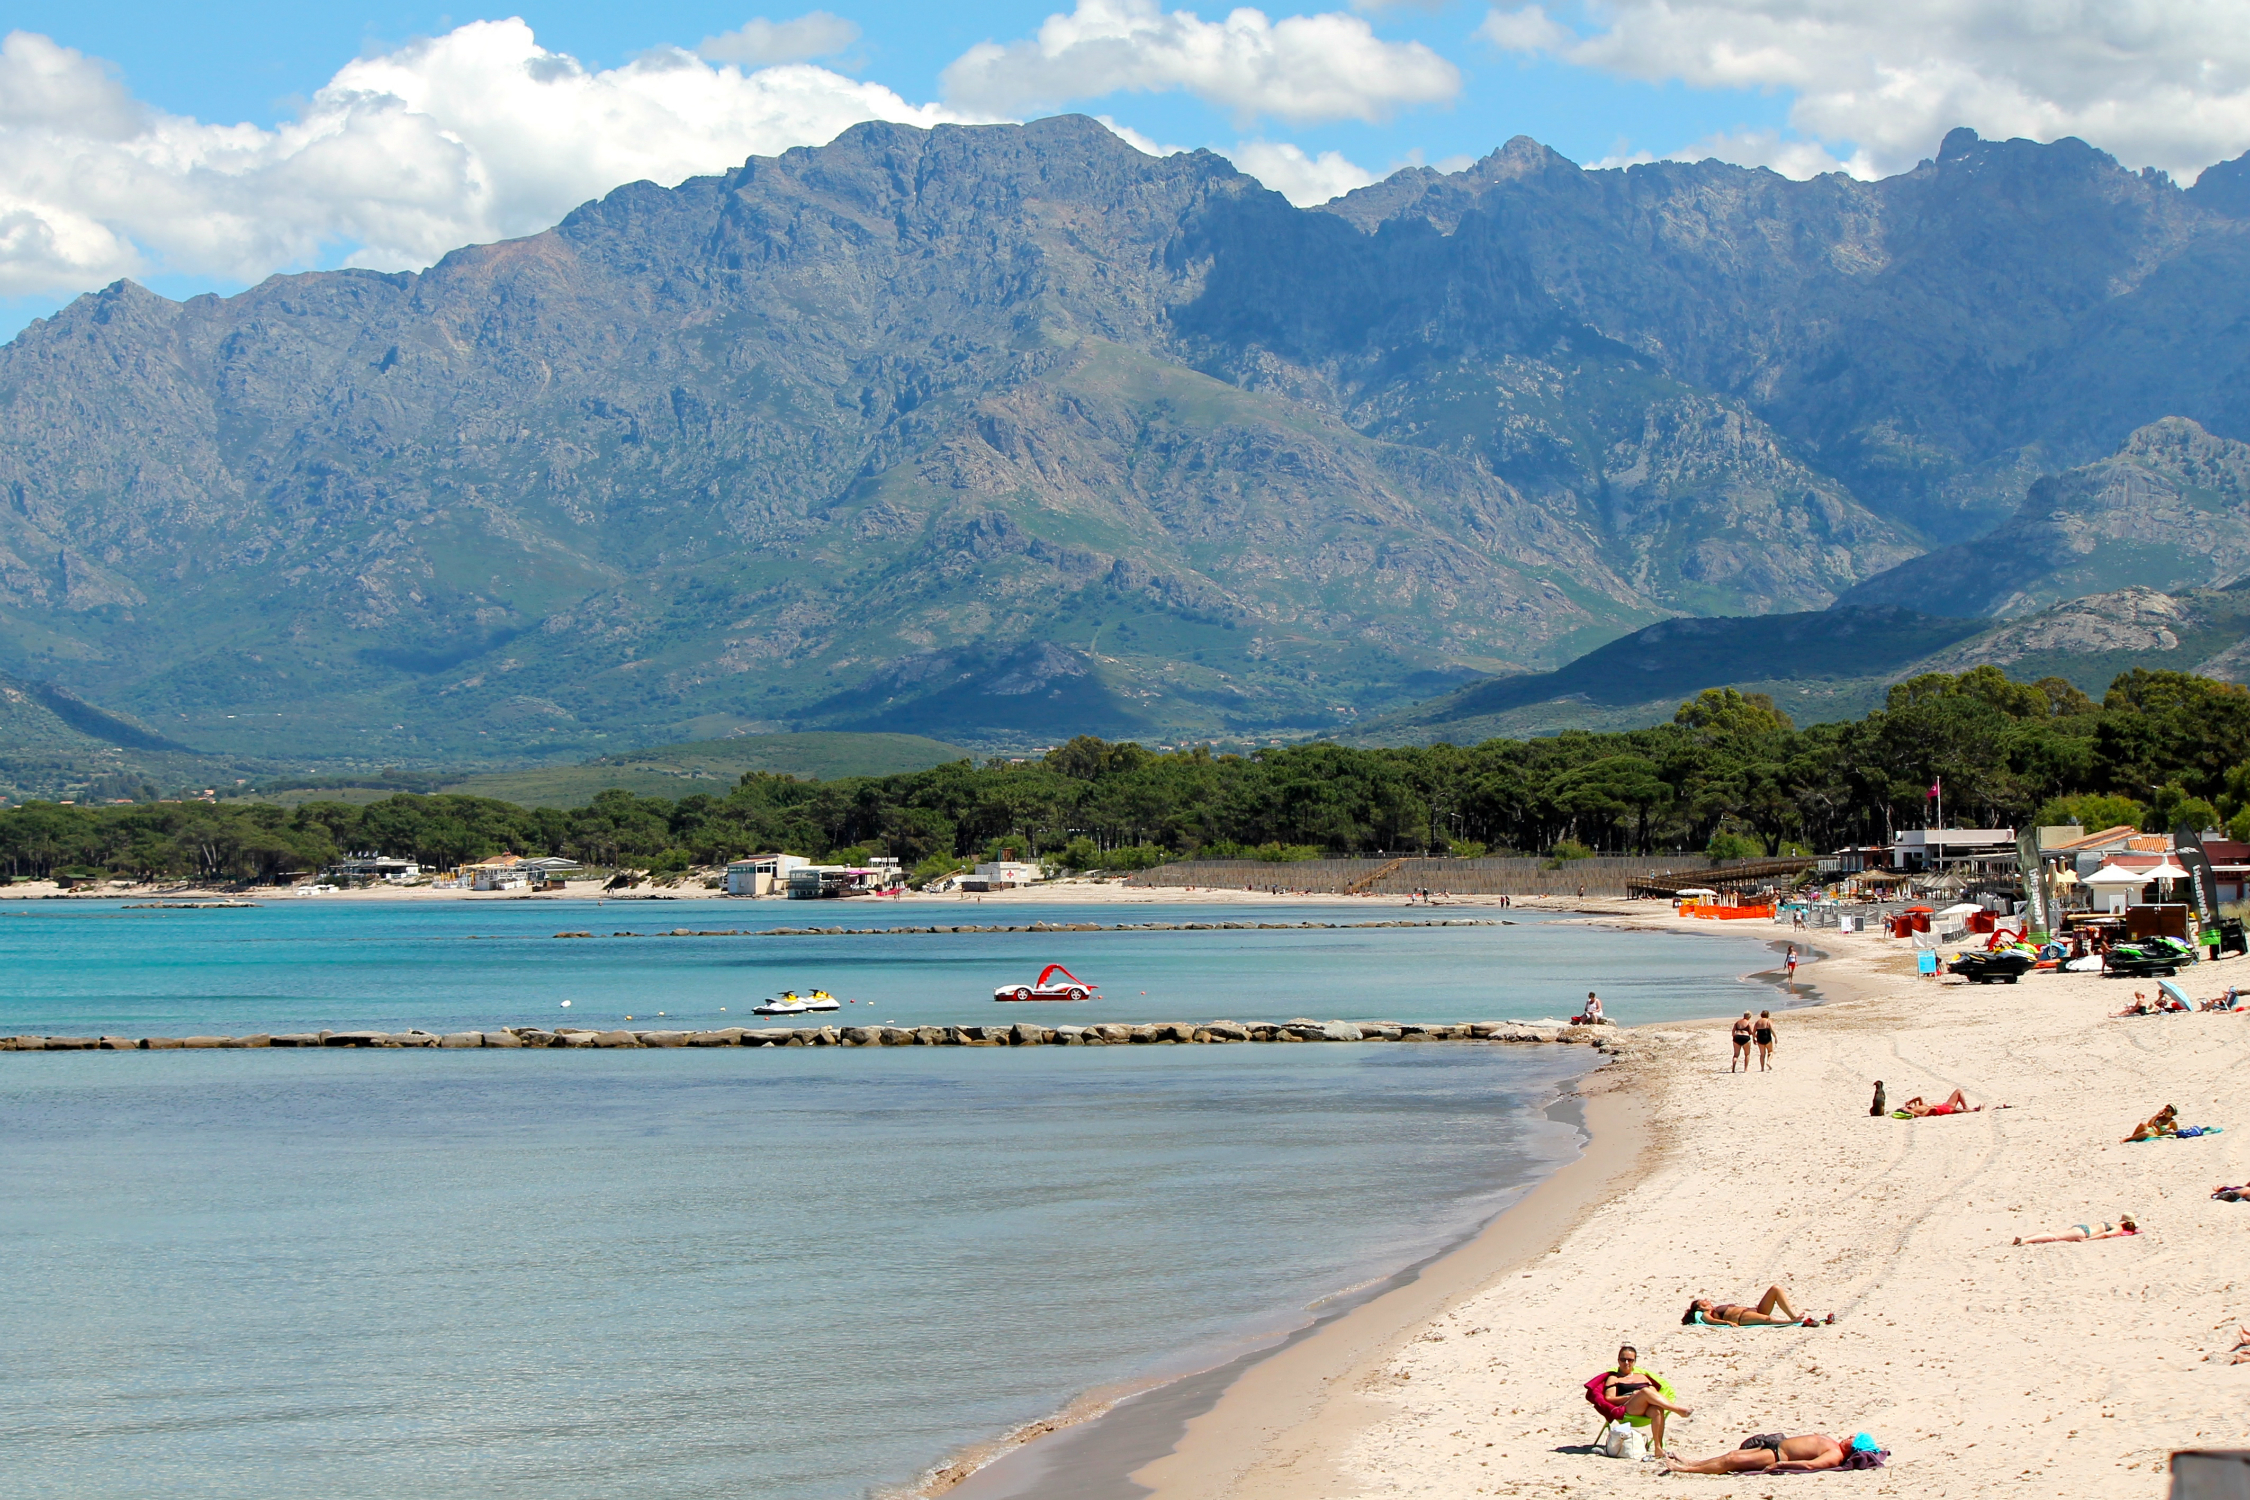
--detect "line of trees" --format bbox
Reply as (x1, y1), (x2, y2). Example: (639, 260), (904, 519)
(4, 666), (2248, 886)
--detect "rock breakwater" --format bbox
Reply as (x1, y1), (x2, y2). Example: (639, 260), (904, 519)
(545, 918), (1500, 940)
(2, 1019), (1627, 1054)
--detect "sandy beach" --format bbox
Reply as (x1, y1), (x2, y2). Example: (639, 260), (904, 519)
(1124, 913), (2250, 1498)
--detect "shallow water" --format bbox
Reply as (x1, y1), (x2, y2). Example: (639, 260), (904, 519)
(0, 896), (1783, 1034)
(0, 900), (1783, 1499)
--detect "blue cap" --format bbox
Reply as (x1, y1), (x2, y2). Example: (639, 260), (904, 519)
(1851, 1433), (1877, 1451)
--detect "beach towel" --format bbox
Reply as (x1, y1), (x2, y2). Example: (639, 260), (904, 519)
(2132, 1125), (2223, 1140)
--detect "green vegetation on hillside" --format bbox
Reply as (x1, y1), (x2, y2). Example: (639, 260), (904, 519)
(5, 666), (2250, 884)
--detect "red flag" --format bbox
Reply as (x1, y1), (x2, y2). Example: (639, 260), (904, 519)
(1928, 779), (1941, 799)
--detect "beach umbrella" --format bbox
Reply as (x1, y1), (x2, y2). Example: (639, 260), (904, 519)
(2051, 868), (2080, 887)
(1675, 887), (1718, 897)
(1903, 903), (1934, 913)
(2141, 861), (2192, 881)
(2083, 865), (2152, 886)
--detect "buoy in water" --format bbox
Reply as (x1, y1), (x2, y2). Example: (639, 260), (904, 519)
(560, 1000), (572, 1008)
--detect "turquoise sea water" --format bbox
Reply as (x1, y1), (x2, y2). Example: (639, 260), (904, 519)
(0, 900), (1783, 1499)
(0, 896), (1782, 1034)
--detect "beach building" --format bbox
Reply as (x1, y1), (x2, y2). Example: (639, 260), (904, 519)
(963, 859), (1040, 892)
(326, 853), (421, 883)
(726, 853), (810, 896)
(462, 853), (578, 891)
(1889, 827), (2017, 874)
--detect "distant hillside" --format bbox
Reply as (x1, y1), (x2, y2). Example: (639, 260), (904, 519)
(1357, 584), (2250, 744)
(1911, 585), (2250, 687)
(436, 732), (973, 808)
(1840, 419), (2250, 617)
(1352, 606), (1980, 742)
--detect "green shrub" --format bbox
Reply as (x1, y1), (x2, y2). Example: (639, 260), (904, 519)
(1059, 835), (1100, 870)
(1093, 843), (1172, 871)
(1705, 829), (1761, 861)
(1548, 839), (1594, 862)
(2030, 792), (2145, 833)
(1446, 839), (1488, 859)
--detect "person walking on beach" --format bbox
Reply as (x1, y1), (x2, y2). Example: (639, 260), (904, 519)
(1731, 1012), (1754, 1072)
(1755, 1010), (1777, 1070)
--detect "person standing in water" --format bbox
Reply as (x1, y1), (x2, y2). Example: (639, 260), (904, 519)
(1784, 944), (1799, 985)
(1755, 1010), (1777, 1070)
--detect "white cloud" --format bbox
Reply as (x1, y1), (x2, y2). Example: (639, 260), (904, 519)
(697, 12), (862, 66)
(0, 21), (960, 297)
(1480, 0), (2250, 182)
(1476, 5), (1573, 54)
(1224, 139), (1378, 201)
(941, 0), (1460, 125)
(1094, 115), (1187, 156)
(1661, 128), (1873, 180)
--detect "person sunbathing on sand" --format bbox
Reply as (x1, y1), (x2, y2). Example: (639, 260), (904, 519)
(1666, 1433), (1847, 1473)
(2123, 1105), (2179, 1142)
(1896, 1088), (1987, 1117)
(2201, 988), (2242, 1012)
(2015, 1216), (2137, 1244)
(2226, 1327), (2250, 1364)
(1681, 1285), (1832, 1326)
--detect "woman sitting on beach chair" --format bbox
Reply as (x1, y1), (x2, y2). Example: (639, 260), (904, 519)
(1586, 1345), (1691, 1455)
(1682, 1285), (1831, 1326)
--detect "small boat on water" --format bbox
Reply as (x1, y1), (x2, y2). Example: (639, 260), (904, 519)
(994, 964), (1096, 1003)
(754, 989), (843, 1015)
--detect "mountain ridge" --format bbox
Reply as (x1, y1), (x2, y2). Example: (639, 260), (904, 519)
(5, 118), (2250, 756)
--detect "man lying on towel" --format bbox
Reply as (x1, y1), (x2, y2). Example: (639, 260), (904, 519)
(1666, 1432), (1878, 1473)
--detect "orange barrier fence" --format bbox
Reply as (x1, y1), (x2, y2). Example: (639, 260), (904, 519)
(1684, 903), (1776, 920)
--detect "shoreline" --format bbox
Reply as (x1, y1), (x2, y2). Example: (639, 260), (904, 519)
(1113, 911), (2250, 1499)
(921, 910), (1805, 1499)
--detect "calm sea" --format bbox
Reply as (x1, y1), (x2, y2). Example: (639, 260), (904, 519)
(0, 898), (1782, 1499)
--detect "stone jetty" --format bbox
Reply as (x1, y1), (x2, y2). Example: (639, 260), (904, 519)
(545, 918), (1499, 939)
(0, 1018), (1625, 1053)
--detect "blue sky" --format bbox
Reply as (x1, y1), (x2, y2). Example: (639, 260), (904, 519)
(0, 0), (2240, 339)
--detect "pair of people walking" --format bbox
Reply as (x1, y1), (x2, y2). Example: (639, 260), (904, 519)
(1730, 1010), (1777, 1072)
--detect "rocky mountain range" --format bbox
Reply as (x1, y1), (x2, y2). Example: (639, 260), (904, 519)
(4, 115), (2250, 762)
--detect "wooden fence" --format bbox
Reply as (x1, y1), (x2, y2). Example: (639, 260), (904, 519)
(1124, 855), (1809, 899)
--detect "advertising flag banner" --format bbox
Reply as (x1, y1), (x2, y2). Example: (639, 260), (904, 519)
(2015, 827), (2051, 939)
(2175, 823), (2220, 946)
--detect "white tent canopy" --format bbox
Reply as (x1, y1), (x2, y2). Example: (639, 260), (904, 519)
(1936, 903), (1984, 918)
(2083, 865), (2154, 886)
(1674, 887), (1719, 897)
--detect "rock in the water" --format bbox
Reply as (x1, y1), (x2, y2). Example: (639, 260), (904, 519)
(591, 1030), (640, 1047)
(439, 1033), (483, 1048)
(688, 1028), (746, 1046)
(481, 1030), (527, 1048)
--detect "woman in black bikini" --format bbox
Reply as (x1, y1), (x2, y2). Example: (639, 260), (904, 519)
(1601, 1345), (1692, 1454)
(1731, 1012), (1754, 1072)
(1755, 1010), (1777, 1071)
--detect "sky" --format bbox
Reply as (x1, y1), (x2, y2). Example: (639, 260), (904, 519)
(2, 0), (2248, 338)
